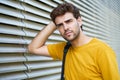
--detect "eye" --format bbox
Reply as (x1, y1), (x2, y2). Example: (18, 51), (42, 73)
(66, 19), (73, 24)
(56, 23), (63, 28)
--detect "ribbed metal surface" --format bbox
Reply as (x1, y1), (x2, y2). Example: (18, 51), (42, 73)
(0, 0), (120, 80)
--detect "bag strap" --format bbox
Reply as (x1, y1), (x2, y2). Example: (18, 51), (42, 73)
(61, 42), (71, 80)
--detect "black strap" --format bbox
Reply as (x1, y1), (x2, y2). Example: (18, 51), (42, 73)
(61, 42), (71, 80)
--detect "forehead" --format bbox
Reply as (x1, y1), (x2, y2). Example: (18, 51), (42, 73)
(55, 12), (74, 24)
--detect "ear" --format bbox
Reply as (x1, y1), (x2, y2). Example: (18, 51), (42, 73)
(77, 17), (82, 26)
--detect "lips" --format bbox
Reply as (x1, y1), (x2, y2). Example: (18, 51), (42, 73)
(65, 31), (72, 36)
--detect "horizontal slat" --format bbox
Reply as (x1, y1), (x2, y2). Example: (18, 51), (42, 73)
(22, 11), (50, 24)
(83, 30), (107, 40)
(22, 20), (45, 30)
(0, 53), (26, 63)
(53, 0), (63, 4)
(81, 0), (99, 12)
(40, 0), (58, 7)
(0, 72), (27, 80)
(0, 62), (27, 73)
(22, 2), (50, 18)
(25, 54), (53, 61)
(0, 24), (25, 36)
(83, 24), (107, 36)
(0, 44), (26, 53)
(22, 20), (59, 34)
(0, 67), (60, 79)
(0, 34), (26, 44)
(21, 0), (53, 12)
(33, 73), (60, 80)
(0, 14), (24, 26)
(0, 0), (24, 10)
(71, 1), (104, 21)
(26, 61), (61, 70)
(25, 37), (60, 45)
(82, 20), (107, 34)
(0, 4), (24, 18)
(27, 67), (61, 78)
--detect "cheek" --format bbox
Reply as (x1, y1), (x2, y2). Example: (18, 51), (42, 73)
(58, 28), (64, 35)
(72, 22), (80, 33)
(71, 22), (78, 29)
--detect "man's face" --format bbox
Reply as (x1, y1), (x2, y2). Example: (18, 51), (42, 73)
(55, 12), (82, 41)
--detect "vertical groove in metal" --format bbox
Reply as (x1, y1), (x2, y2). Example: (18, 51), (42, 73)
(20, 1), (30, 79)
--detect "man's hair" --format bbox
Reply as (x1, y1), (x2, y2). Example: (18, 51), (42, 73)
(50, 2), (81, 24)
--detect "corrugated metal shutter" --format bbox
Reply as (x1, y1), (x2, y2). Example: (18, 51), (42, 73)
(0, 0), (120, 80)
(0, 0), (62, 80)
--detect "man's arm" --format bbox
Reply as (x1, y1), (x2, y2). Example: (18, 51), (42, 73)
(28, 22), (56, 56)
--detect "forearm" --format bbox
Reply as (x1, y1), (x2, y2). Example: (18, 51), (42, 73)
(28, 22), (56, 54)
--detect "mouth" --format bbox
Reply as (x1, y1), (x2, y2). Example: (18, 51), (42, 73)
(65, 31), (72, 36)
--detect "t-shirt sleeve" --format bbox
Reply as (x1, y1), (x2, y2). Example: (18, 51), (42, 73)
(47, 42), (66, 60)
(97, 47), (120, 80)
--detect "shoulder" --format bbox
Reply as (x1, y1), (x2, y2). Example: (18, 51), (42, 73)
(47, 41), (67, 60)
(47, 41), (67, 54)
(88, 38), (115, 57)
(94, 38), (113, 50)
(93, 38), (116, 56)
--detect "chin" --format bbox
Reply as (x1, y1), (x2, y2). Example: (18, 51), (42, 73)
(64, 37), (74, 42)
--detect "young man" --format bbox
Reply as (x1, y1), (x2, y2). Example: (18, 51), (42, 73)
(28, 3), (120, 80)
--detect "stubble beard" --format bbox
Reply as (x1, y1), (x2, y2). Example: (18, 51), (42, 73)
(63, 28), (80, 42)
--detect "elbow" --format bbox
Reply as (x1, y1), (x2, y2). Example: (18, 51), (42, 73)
(28, 44), (35, 54)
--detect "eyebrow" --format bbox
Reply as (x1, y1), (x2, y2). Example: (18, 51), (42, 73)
(56, 18), (73, 27)
(56, 23), (62, 27)
(65, 19), (72, 23)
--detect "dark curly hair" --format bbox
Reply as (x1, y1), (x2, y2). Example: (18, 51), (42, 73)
(50, 2), (81, 24)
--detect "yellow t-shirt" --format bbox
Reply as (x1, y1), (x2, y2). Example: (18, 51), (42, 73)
(47, 38), (120, 80)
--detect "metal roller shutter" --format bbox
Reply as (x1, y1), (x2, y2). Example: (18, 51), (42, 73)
(0, 0), (120, 80)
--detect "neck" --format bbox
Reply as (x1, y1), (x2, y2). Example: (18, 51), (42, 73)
(71, 31), (92, 47)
